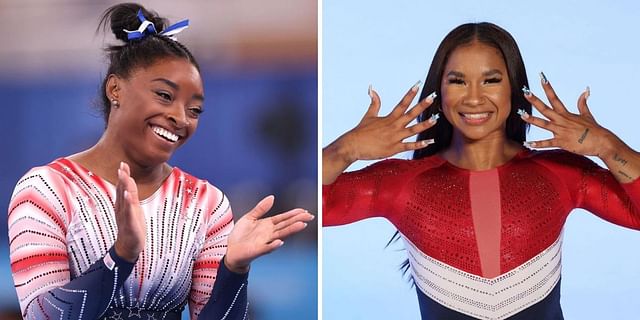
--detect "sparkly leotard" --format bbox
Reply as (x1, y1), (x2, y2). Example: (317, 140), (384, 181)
(323, 149), (640, 319)
(8, 158), (249, 320)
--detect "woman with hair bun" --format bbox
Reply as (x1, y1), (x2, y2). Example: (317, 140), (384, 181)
(323, 22), (640, 319)
(8, 3), (313, 319)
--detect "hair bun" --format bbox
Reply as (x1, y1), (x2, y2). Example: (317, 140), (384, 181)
(99, 3), (168, 43)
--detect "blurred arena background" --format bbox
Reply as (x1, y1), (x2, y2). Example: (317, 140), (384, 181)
(0, 1), (317, 319)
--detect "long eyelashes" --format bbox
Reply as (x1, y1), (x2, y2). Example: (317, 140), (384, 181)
(446, 78), (502, 85)
(156, 91), (172, 101)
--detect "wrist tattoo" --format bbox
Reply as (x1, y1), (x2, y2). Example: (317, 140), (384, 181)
(577, 128), (590, 144)
(618, 170), (633, 181)
(613, 153), (628, 166)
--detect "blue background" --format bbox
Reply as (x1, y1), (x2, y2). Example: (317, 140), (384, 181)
(322, 1), (640, 319)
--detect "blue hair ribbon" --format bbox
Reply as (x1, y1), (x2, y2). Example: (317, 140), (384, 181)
(123, 9), (189, 41)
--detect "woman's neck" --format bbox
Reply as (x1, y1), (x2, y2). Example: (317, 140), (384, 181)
(68, 135), (170, 193)
(440, 132), (523, 171)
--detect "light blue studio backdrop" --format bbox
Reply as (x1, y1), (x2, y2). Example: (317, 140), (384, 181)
(323, 1), (640, 319)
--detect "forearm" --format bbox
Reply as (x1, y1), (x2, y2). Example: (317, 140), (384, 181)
(598, 134), (640, 183)
(20, 246), (134, 319)
(199, 256), (249, 320)
(323, 137), (356, 185)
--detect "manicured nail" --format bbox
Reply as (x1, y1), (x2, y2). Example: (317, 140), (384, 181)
(522, 85), (532, 96)
(123, 190), (128, 199)
(425, 91), (437, 102)
(428, 113), (440, 124)
(421, 138), (435, 146)
(412, 80), (422, 92)
(119, 161), (124, 170)
(517, 108), (529, 119)
(539, 71), (548, 84)
(368, 84), (373, 98)
(585, 86), (590, 100)
(523, 141), (537, 148)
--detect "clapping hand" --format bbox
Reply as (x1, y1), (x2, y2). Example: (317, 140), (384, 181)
(224, 196), (314, 273)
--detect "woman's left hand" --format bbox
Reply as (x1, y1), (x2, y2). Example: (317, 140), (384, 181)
(224, 195), (314, 274)
(520, 75), (617, 157)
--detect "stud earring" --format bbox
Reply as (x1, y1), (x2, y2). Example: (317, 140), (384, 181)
(111, 99), (119, 108)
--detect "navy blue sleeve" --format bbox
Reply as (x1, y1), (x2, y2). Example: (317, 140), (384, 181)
(21, 246), (135, 319)
(199, 256), (250, 319)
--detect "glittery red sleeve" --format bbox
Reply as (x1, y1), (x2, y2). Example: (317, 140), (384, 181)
(323, 159), (418, 226)
(535, 150), (640, 229)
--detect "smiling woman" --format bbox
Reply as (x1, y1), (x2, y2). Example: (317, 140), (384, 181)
(323, 22), (640, 319)
(7, 3), (313, 320)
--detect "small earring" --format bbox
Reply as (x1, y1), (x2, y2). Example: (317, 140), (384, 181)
(111, 100), (119, 108)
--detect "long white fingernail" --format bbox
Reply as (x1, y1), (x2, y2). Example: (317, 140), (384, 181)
(428, 113), (440, 124)
(425, 91), (437, 102)
(412, 80), (422, 92)
(517, 108), (529, 119)
(585, 86), (590, 100)
(422, 138), (435, 146)
(124, 190), (128, 199)
(523, 141), (537, 148)
(368, 84), (373, 98)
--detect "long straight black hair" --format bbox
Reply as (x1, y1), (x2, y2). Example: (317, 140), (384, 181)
(390, 22), (532, 278)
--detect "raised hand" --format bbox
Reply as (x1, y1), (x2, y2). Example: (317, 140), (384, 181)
(520, 73), (615, 157)
(114, 162), (146, 262)
(520, 72), (640, 183)
(224, 195), (314, 273)
(323, 82), (438, 184)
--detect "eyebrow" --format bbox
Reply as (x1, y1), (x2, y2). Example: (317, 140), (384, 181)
(152, 78), (205, 101)
(446, 69), (503, 78)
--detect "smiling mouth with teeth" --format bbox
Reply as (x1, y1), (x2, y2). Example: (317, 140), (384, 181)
(460, 112), (491, 119)
(152, 125), (179, 142)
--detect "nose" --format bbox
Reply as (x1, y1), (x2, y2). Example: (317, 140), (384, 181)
(462, 83), (486, 106)
(166, 107), (189, 128)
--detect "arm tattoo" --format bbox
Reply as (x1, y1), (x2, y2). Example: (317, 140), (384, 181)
(618, 170), (634, 181)
(577, 128), (590, 144)
(613, 153), (628, 166)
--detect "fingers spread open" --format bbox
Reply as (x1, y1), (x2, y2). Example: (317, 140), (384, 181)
(521, 114), (558, 133)
(525, 92), (562, 122)
(540, 80), (569, 114)
(405, 118), (436, 136)
(389, 82), (420, 118)
(400, 95), (434, 126)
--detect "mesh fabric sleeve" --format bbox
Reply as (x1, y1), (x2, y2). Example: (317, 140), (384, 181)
(539, 150), (640, 229)
(323, 159), (411, 226)
(189, 186), (249, 320)
(8, 166), (135, 319)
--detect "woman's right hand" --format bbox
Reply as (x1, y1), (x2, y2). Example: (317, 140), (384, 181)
(323, 82), (438, 184)
(114, 162), (146, 263)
